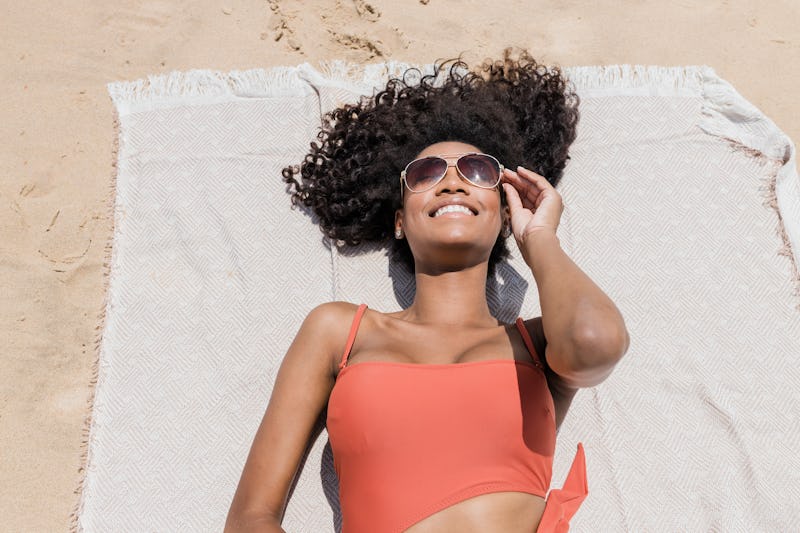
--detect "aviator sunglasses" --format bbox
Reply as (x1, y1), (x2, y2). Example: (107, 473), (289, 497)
(400, 152), (505, 198)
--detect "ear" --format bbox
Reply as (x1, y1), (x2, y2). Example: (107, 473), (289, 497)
(394, 209), (403, 231)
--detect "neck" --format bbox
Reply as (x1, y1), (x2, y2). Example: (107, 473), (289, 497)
(403, 261), (496, 327)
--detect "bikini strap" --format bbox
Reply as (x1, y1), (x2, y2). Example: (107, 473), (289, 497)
(338, 304), (368, 370)
(515, 317), (545, 370)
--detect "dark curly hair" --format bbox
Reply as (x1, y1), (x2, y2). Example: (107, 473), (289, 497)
(282, 48), (580, 276)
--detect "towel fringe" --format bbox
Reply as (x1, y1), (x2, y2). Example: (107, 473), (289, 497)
(106, 63), (709, 111)
(67, 108), (123, 533)
(106, 67), (310, 114)
(697, 69), (800, 310)
(297, 60), (467, 98)
(306, 59), (417, 92)
(301, 62), (711, 94)
(563, 64), (707, 91)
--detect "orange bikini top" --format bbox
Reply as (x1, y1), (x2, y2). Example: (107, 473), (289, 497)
(326, 304), (587, 532)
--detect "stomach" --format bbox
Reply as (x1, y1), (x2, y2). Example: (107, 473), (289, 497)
(402, 491), (547, 533)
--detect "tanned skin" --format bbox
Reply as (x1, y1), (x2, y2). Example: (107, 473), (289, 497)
(225, 141), (629, 532)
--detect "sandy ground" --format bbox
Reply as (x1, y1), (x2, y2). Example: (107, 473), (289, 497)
(0, 1), (797, 531)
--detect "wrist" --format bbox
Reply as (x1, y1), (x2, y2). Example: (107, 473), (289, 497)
(520, 229), (559, 248)
(519, 230), (560, 268)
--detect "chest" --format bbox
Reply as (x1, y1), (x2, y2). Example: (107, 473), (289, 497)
(327, 362), (556, 459)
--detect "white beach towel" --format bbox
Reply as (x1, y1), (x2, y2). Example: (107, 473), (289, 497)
(71, 61), (800, 532)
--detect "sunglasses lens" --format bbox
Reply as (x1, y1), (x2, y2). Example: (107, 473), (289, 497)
(405, 157), (447, 191)
(457, 154), (500, 187)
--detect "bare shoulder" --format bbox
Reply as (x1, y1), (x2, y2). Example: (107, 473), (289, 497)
(300, 301), (364, 375)
(302, 301), (361, 332)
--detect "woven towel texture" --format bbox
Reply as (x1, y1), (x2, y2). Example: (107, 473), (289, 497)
(71, 63), (800, 532)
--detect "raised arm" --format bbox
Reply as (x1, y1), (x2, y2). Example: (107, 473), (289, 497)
(503, 166), (629, 388)
(224, 302), (353, 532)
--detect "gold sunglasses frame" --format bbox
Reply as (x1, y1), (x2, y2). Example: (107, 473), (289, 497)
(399, 152), (505, 199)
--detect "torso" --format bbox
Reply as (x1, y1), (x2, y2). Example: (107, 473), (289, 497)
(330, 306), (578, 532)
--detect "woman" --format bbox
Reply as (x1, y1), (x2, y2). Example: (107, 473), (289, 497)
(225, 49), (629, 533)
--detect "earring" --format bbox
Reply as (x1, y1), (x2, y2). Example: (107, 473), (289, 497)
(501, 224), (511, 238)
(395, 228), (403, 239)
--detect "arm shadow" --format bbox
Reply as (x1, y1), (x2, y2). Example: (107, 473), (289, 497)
(284, 410), (344, 533)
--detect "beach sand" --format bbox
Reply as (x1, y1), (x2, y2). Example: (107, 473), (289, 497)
(1, 1), (797, 530)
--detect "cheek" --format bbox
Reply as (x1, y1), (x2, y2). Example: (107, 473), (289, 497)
(405, 212), (430, 235)
(487, 193), (504, 221)
(400, 196), (429, 230)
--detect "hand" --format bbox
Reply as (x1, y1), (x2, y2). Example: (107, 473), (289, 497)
(501, 166), (564, 243)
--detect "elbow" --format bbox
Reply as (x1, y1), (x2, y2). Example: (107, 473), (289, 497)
(575, 322), (629, 366)
(557, 326), (629, 388)
(579, 325), (631, 364)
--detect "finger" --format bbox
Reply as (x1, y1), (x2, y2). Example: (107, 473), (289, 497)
(502, 183), (524, 214)
(503, 168), (536, 196)
(501, 167), (522, 184)
(504, 168), (539, 206)
(516, 166), (550, 189)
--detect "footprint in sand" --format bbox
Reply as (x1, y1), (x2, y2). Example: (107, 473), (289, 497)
(329, 31), (388, 59)
(353, 0), (381, 22)
(98, 1), (172, 31)
(38, 207), (94, 272)
(268, 0), (301, 52)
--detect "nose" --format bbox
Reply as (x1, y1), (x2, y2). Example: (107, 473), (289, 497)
(436, 163), (468, 194)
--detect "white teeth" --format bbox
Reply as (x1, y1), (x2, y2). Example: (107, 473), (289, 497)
(434, 204), (474, 217)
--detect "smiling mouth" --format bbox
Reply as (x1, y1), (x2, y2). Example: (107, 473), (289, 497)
(431, 205), (477, 217)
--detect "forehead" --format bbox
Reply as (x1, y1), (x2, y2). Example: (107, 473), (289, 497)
(415, 141), (482, 159)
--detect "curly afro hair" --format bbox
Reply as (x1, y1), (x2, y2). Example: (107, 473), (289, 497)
(282, 48), (580, 276)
